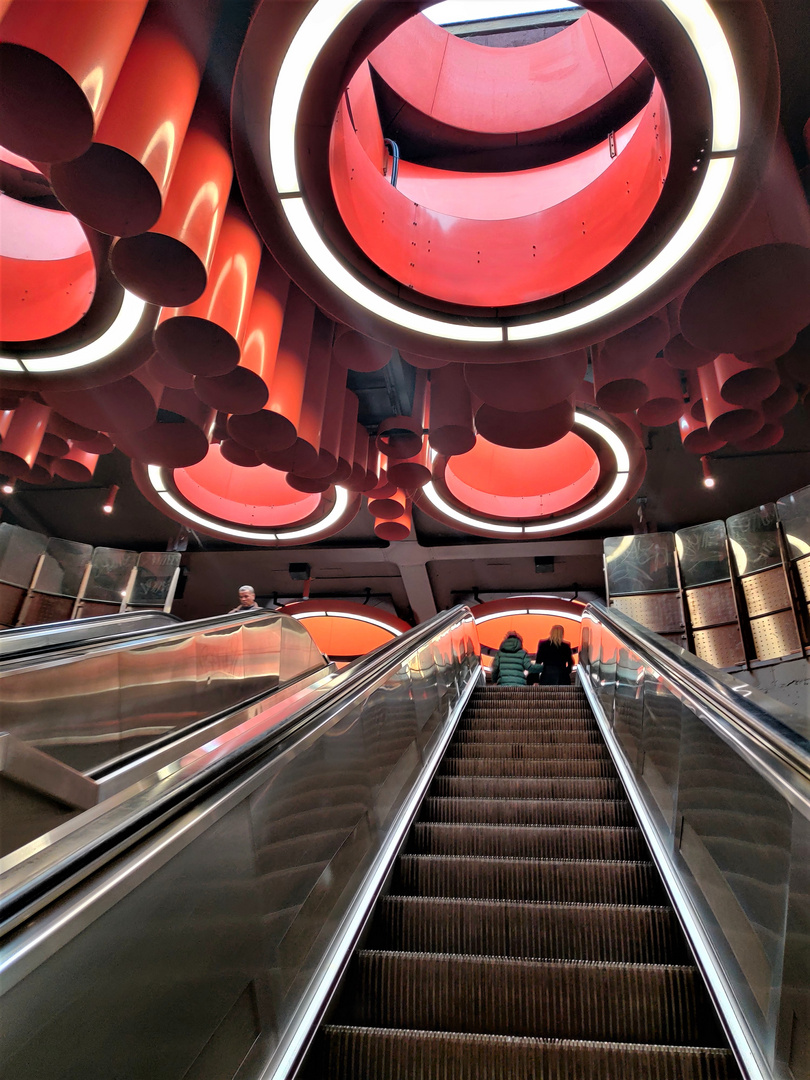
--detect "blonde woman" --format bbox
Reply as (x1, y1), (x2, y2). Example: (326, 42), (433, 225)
(533, 624), (573, 685)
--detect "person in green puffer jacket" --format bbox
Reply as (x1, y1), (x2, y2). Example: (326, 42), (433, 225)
(491, 630), (534, 686)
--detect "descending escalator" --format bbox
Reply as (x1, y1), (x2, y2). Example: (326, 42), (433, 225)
(309, 684), (740, 1080)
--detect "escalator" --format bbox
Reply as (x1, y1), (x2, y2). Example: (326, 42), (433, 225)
(0, 603), (807, 1080)
(0, 609), (180, 661)
(309, 685), (738, 1079)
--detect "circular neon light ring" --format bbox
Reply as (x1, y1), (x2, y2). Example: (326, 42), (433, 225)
(268, 0), (741, 344)
(146, 463), (353, 543)
(422, 411), (632, 534)
(0, 288), (148, 374)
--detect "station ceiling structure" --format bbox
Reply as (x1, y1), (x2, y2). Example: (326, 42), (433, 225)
(0, 0), (809, 621)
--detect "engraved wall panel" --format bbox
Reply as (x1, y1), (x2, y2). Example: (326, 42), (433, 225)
(750, 611), (802, 661)
(609, 592), (683, 633)
(686, 582), (738, 629)
(741, 568), (792, 618)
(693, 624), (746, 668)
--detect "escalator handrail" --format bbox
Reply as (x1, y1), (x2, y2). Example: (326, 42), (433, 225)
(0, 604), (476, 935)
(584, 599), (810, 803)
(0, 609), (181, 659)
(0, 607), (282, 670)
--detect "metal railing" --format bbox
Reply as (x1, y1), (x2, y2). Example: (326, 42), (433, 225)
(578, 600), (810, 1080)
(0, 605), (481, 1080)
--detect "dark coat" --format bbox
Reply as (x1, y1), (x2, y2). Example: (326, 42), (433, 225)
(534, 639), (573, 685)
(492, 636), (533, 685)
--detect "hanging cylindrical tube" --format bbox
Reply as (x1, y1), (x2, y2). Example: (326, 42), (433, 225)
(52, 443), (99, 482)
(463, 350), (587, 415)
(368, 487), (408, 521)
(219, 438), (261, 468)
(330, 390), (360, 484)
(295, 362), (347, 479)
(698, 361), (762, 442)
(42, 364), (162, 434)
(635, 364), (685, 427)
(146, 351), (195, 390)
(714, 353), (780, 408)
(386, 438), (431, 489)
(474, 397), (575, 449)
(678, 412), (726, 455)
(154, 206), (262, 377)
(0, 0), (148, 162)
(429, 365), (476, 456)
(0, 398), (50, 476)
(110, 109), (233, 305)
(50, 2), (215, 236)
(332, 328), (390, 372)
(112, 386), (215, 467)
(374, 504), (412, 542)
(663, 334), (716, 371)
(592, 345), (651, 413)
(344, 424), (372, 491)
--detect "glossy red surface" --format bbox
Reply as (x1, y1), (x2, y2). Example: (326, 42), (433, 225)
(0, 194), (96, 341)
(445, 433), (600, 520)
(173, 443), (320, 528)
(331, 70), (669, 307)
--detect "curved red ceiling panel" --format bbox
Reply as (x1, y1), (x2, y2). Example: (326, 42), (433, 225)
(331, 81), (669, 308)
(368, 11), (644, 138)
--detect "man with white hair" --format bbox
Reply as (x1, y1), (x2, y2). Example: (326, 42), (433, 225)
(227, 585), (260, 614)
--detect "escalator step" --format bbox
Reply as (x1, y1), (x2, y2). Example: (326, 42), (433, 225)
(317, 1026), (741, 1080)
(344, 951), (725, 1046)
(420, 796), (634, 827)
(409, 822), (647, 861)
(453, 728), (601, 744)
(430, 775), (623, 800)
(443, 742), (612, 760)
(370, 896), (691, 965)
(439, 757), (618, 778)
(396, 854), (666, 905)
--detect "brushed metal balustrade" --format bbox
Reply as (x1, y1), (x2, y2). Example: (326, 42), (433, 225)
(579, 601), (810, 1080)
(0, 606), (480, 1080)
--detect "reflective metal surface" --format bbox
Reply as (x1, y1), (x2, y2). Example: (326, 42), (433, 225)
(609, 591), (684, 633)
(0, 606), (480, 1080)
(686, 581), (738, 629)
(676, 521), (732, 588)
(692, 623), (746, 668)
(741, 568), (793, 619)
(580, 601), (810, 1080)
(0, 610), (179, 660)
(0, 612), (326, 855)
(604, 532), (679, 595)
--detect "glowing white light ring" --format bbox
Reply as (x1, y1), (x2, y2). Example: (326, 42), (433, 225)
(0, 290), (148, 373)
(268, 0), (741, 343)
(475, 608), (583, 624)
(146, 463), (352, 542)
(292, 610), (404, 634)
(422, 411), (631, 534)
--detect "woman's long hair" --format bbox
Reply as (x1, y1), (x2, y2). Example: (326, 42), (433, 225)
(549, 624), (565, 646)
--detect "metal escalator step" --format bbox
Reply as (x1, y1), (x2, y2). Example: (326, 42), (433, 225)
(396, 854), (666, 905)
(371, 896), (691, 965)
(317, 1025), (741, 1080)
(420, 796), (634, 828)
(443, 742), (612, 760)
(430, 775), (623, 800)
(409, 823), (647, 861)
(453, 728), (601, 744)
(345, 951), (725, 1047)
(439, 757), (618, 778)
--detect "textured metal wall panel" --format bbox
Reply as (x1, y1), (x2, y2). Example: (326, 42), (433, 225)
(693, 625), (746, 668)
(686, 582), (738, 629)
(750, 611), (802, 661)
(741, 568), (792, 618)
(796, 556), (810, 605)
(609, 593), (683, 633)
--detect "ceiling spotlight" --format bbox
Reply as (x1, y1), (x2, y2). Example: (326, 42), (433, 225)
(701, 456), (716, 488)
(102, 484), (120, 513)
(1, 478), (15, 495)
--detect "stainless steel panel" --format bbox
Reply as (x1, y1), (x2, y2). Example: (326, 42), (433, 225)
(613, 644), (645, 767)
(83, 547), (138, 603)
(692, 623), (746, 668)
(0, 608), (479, 1080)
(750, 610), (803, 662)
(117, 632), (201, 756)
(686, 581), (738, 629)
(35, 537), (92, 597)
(0, 522), (47, 587)
(604, 532), (679, 596)
(609, 592), (684, 633)
(131, 551), (182, 607)
(727, 503), (782, 576)
(742, 567), (792, 618)
(676, 520), (732, 588)
(279, 618), (324, 684)
(776, 484), (810, 561)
